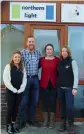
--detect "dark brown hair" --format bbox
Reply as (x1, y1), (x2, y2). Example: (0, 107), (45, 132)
(45, 44), (54, 52)
(60, 46), (71, 59)
(10, 51), (23, 71)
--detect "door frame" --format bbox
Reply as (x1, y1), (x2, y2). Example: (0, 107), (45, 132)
(30, 24), (65, 48)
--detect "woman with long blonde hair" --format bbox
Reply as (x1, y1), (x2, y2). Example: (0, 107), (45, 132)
(3, 51), (27, 134)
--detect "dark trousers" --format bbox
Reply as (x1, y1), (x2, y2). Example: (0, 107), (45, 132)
(58, 88), (74, 121)
(19, 76), (39, 122)
(41, 81), (57, 113)
(6, 90), (22, 124)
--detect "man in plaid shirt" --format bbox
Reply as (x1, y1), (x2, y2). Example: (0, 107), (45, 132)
(19, 36), (41, 127)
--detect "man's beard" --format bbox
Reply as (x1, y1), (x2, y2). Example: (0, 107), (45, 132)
(29, 45), (35, 50)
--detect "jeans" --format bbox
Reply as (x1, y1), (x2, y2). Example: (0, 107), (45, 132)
(19, 76), (39, 122)
(58, 88), (74, 120)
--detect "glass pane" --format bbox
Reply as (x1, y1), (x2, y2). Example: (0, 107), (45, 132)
(74, 85), (84, 118)
(34, 29), (60, 56)
(34, 29), (60, 79)
(68, 26), (84, 80)
(1, 24), (24, 85)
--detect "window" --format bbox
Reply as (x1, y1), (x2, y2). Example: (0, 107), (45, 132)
(1, 24), (24, 85)
(74, 85), (84, 118)
(68, 26), (84, 80)
(34, 29), (60, 56)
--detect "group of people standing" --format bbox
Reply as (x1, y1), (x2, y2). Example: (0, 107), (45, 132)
(3, 36), (78, 134)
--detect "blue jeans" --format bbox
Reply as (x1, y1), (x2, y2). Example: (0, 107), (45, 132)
(58, 88), (74, 120)
(19, 76), (39, 121)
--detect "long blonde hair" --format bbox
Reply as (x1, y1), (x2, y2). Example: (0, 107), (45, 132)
(60, 46), (71, 59)
(10, 51), (23, 71)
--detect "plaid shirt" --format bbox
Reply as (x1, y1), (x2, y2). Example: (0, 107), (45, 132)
(20, 49), (41, 76)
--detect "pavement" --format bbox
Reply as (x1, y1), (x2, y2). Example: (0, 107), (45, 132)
(1, 122), (84, 134)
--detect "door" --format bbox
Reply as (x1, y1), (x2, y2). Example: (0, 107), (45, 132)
(30, 24), (65, 121)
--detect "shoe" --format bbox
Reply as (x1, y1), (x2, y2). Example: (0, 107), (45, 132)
(68, 117), (75, 134)
(6, 124), (14, 134)
(68, 124), (75, 134)
(42, 112), (48, 128)
(12, 123), (20, 133)
(28, 120), (32, 125)
(49, 112), (55, 128)
(58, 119), (66, 132)
(19, 120), (26, 129)
(28, 121), (41, 127)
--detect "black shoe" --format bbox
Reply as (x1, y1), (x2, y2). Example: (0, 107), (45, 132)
(12, 123), (20, 133)
(68, 125), (75, 134)
(68, 117), (75, 134)
(27, 120), (32, 125)
(28, 121), (41, 127)
(6, 124), (14, 134)
(58, 120), (66, 132)
(19, 120), (26, 129)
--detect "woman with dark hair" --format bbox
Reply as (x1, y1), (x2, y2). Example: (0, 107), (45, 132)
(3, 51), (27, 134)
(57, 46), (78, 134)
(40, 44), (59, 128)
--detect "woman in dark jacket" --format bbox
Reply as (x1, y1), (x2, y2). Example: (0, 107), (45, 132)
(3, 51), (27, 134)
(57, 46), (78, 134)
